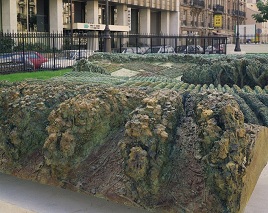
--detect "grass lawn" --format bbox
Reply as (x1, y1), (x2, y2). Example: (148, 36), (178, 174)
(0, 69), (71, 82)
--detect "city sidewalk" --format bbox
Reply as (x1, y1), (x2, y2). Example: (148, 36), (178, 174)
(226, 43), (268, 54)
(0, 164), (267, 213)
(244, 163), (268, 213)
(0, 172), (150, 213)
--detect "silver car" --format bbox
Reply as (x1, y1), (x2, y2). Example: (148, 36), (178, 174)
(41, 50), (93, 69)
(143, 45), (175, 54)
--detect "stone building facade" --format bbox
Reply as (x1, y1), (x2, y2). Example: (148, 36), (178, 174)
(1, 0), (263, 45)
(0, 0), (180, 36)
(180, 0), (246, 37)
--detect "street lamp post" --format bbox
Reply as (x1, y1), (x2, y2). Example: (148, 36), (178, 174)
(234, 0), (241, 52)
(104, 0), (111, 52)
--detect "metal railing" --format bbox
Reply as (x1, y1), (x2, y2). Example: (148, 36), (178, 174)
(0, 32), (233, 73)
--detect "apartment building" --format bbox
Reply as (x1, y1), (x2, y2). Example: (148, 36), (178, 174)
(180, 0), (246, 37)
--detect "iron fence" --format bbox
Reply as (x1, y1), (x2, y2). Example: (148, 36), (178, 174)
(0, 32), (230, 73)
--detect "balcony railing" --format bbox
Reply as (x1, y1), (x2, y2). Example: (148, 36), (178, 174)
(232, 10), (246, 17)
(213, 4), (224, 13)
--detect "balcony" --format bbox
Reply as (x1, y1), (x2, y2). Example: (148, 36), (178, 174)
(190, 0), (205, 8)
(232, 10), (246, 17)
(213, 4), (224, 14)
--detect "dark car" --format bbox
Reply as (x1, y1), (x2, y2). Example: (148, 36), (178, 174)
(175, 45), (187, 53)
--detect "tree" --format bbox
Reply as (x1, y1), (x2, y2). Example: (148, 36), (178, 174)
(252, 1), (268, 22)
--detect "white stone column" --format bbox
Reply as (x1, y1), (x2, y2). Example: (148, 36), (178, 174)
(117, 4), (128, 48)
(49, 0), (63, 33)
(49, 0), (63, 50)
(85, 0), (99, 51)
(85, 0), (98, 24)
(139, 8), (151, 35)
(170, 11), (180, 35)
(2, 0), (17, 33)
(170, 11), (180, 49)
(117, 5), (128, 26)
(139, 8), (151, 46)
(161, 11), (170, 35)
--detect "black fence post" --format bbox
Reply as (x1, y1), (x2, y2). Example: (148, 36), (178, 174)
(78, 33), (81, 59)
(163, 35), (166, 52)
(150, 36), (152, 51)
(22, 33), (26, 71)
(174, 37), (177, 53)
(136, 36), (138, 52)
(186, 37), (188, 54)
(52, 33), (56, 70)
(119, 36), (122, 53)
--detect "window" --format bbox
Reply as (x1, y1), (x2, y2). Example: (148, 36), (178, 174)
(17, 0), (49, 32)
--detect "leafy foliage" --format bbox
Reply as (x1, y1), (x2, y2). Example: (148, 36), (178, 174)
(72, 59), (109, 74)
(0, 36), (14, 53)
(252, 1), (268, 22)
(182, 57), (268, 88)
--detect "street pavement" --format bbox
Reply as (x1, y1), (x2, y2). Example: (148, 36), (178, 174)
(244, 164), (268, 213)
(226, 43), (268, 54)
(0, 164), (267, 213)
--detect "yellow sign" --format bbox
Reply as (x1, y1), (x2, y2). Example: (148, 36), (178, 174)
(214, 15), (222, 28)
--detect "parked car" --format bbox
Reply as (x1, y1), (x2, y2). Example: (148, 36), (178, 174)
(181, 45), (204, 54)
(205, 45), (224, 54)
(143, 45), (175, 54)
(62, 50), (93, 60)
(205, 46), (217, 54)
(121, 47), (143, 54)
(13, 51), (48, 69)
(41, 50), (94, 69)
(41, 52), (77, 69)
(175, 45), (187, 53)
(0, 54), (34, 74)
